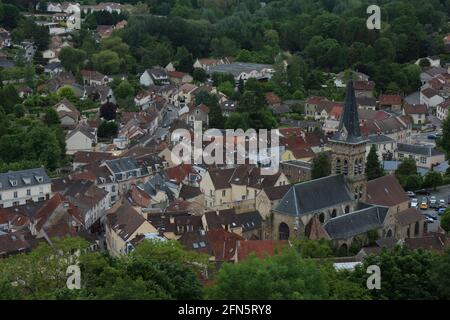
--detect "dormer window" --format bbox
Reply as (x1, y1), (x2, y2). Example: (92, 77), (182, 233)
(10, 180), (17, 187)
(22, 177), (31, 185)
(35, 176), (43, 183)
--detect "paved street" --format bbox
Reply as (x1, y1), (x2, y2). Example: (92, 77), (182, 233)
(410, 115), (442, 147)
(413, 185), (450, 232)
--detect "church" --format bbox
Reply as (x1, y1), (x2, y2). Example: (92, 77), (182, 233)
(272, 80), (426, 251)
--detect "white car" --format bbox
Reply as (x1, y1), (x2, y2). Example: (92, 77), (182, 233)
(411, 198), (418, 208)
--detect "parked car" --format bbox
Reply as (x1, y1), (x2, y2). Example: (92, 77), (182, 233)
(428, 134), (438, 140)
(439, 199), (446, 207)
(424, 212), (438, 220)
(406, 191), (415, 197)
(430, 196), (437, 208)
(416, 188), (432, 196)
(426, 217), (435, 223)
(420, 200), (428, 210)
(438, 207), (446, 215)
(411, 198), (418, 208)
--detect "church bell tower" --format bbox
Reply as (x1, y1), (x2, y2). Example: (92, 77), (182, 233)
(329, 80), (368, 201)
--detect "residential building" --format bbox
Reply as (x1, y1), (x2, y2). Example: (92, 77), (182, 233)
(0, 168), (51, 208)
(139, 68), (170, 87)
(396, 143), (446, 169)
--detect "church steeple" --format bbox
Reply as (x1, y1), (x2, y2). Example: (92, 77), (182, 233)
(329, 79), (368, 202)
(332, 80), (364, 144)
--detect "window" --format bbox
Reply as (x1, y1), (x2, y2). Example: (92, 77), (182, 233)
(336, 159), (341, 174)
(343, 160), (348, 175)
(420, 156), (426, 164)
(13, 201), (19, 206)
(0, 194), (2, 200)
(27, 189), (31, 196)
(222, 190), (226, 196)
(13, 191), (18, 198)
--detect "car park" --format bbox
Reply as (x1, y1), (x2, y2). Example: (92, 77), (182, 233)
(426, 217), (435, 223)
(406, 191), (415, 197)
(416, 188), (432, 196)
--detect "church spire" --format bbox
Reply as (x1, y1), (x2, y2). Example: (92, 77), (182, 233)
(332, 80), (364, 143)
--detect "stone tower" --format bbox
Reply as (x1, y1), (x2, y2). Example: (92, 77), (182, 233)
(329, 80), (368, 201)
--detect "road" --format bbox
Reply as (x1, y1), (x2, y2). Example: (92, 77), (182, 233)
(409, 115), (442, 146)
(412, 185), (450, 232)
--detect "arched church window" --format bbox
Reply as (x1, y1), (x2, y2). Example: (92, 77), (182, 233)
(343, 160), (348, 175)
(319, 213), (325, 223)
(345, 205), (350, 213)
(354, 159), (358, 175)
(331, 209), (337, 218)
(336, 159), (341, 174)
(358, 158), (363, 174)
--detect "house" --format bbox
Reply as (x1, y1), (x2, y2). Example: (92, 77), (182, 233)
(105, 203), (158, 257)
(236, 211), (263, 239)
(420, 66), (447, 85)
(193, 57), (233, 71)
(378, 94), (402, 111)
(72, 151), (115, 170)
(415, 56), (441, 68)
(220, 100), (237, 117)
(186, 104), (209, 127)
(70, 163), (120, 206)
(139, 68), (170, 87)
(396, 143), (445, 169)
(42, 49), (58, 62)
(420, 88), (444, 107)
(65, 124), (97, 155)
(44, 62), (64, 75)
(83, 84), (115, 104)
(80, 70), (109, 86)
(202, 208), (242, 235)
(0, 168), (52, 208)
(353, 80), (375, 97)
(334, 71), (369, 88)
(103, 157), (150, 194)
(403, 103), (428, 126)
(356, 96), (377, 110)
(64, 180), (109, 229)
(0, 232), (34, 258)
(53, 98), (80, 129)
(436, 99), (450, 121)
(147, 212), (203, 240)
(279, 160), (312, 183)
(366, 135), (396, 161)
(0, 28), (11, 48)
(81, 2), (131, 14)
(255, 184), (292, 221)
(361, 116), (412, 144)
(207, 62), (274, 84)
(167, 70), (193, 84)
(200, 165), (289, 210)
(96, 25), (114, 39)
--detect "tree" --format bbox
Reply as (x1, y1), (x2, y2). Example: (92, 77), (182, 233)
(396, 158), (417, 177)
(207, 249), (329, 299)
(115, 80), (134, 100)
(92, 50), (121, 74)
(211, 37), (238, 58)
(100, 102), (117, 120)
(58, 47), (86, 73)
(441, 208), (450, 233)
(312, 153), (331, 179)
(365, 145), (384, 180)
(439, 115), (450, 158)
(423, 171), (443, 190)
(192, 68), (207, 83)
(349, 246), (438, 300)
(97, 121), (118, 139)
(405, 174), (423, 191)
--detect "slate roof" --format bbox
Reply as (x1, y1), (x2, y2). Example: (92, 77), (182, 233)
(207, 62), (273, 77)
(204, 208), (239, 230)
(237, 211), (263, 232)
(262, 184), (292, 201)
(0, 168), (50, 192)
(330, 80), (366, 144)
(356, 96), (377, 107)
(179, 184), (202, 200)
(106, 204), (148, 241)
(274, 175), (353, 217)
(394, 208), (426, 226)
(397, 143), (444, 157)
(105, 157), (140, 173)
(368, 134), (395, 144)
(324, 205), (389, 240)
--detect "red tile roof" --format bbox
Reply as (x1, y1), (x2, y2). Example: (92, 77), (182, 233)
(207, 229), (244, 261)
(353, 80), (375, 91)
(379, 94), (402, 106)
(404, 104), (427, 115)
(236, 240), (290, 262)
(265, 92), (281, 105)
